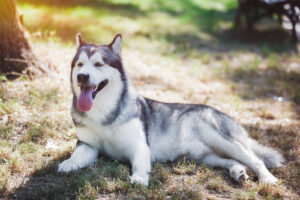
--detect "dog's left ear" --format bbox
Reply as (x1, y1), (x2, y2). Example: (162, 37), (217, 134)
(109, 34), (122, 55)
(76, 33), (86, 49)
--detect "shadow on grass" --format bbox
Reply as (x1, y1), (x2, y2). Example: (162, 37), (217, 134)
(6, 126), (300, 199)
(220, 28), (296, 50)
(245, 124), (299, 161)
(158, 0), (297, 54)
(7, 153), (204, 199)
(154, 0), (237, 34)
(225, 65), (300, 107)
(8, 152), (131, 200)
(164, 29), (297, 56)
(8, 154), (239, 200)
(245, 123), (300, 195)
(164, 26), (297, 55)
(225, 63), (300, 120)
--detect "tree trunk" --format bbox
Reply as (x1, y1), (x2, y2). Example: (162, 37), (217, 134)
(0, 0), (42, 77)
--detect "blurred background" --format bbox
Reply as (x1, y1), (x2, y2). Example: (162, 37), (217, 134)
(18, 0), (299, 53)
(0, 0), (299, 199)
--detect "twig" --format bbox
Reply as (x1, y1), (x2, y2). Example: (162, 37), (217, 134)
(4, 58), (29, 63)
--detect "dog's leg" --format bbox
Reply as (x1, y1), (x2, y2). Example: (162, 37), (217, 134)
(225, 142), (278, 184)
(118, 119), (151, 186)
(129, 142), (151, 186)
(202, 154), (249, 182)
(200, 125), (278, 184)
(58, 142), (99, 173)
(192, 122), (278, 184)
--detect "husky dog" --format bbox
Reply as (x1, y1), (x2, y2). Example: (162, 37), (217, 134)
(58, 33), (284, 186)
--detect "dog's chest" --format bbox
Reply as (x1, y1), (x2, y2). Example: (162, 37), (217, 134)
(76, 124), (126, 159)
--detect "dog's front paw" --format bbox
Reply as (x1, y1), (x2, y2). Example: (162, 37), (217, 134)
(259, 174), (278, 185)
(130, 174), (149, 186)
(58, 159), (80, 173)
(229, 165), (249, 182)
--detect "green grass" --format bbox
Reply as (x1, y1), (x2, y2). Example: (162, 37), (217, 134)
(0, 0), (300, 199)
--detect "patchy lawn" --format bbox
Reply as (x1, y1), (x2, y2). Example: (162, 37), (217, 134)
(1, 0), (299, 199)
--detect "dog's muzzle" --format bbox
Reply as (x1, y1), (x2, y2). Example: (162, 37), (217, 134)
(77, 73), (89, 84)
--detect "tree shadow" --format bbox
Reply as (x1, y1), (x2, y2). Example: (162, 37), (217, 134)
(225, 65), (300, 106)
(226, 65), (300, 191)
(244, 123), (300, 195)
(164, 29), (296, 56)
(183, 31), (296, 56)
(147, 0), (296, 54)
(7, 152), (250, 199)
(8, 151), (131, 200)
(217, 28), (297, 53)
(245, 123), (298, 161)
(151, 0), (236, 33)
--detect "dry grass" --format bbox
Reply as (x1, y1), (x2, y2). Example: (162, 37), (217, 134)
(1, 43), (299, 200)
(0, 0), (300, 199)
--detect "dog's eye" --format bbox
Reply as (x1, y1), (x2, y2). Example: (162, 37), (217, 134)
(94, 62), (103, 67)
(77, 62), (83, 67)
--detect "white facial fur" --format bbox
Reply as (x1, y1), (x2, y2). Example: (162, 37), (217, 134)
(72, 51), (120, 98)
(71, 50), (126, 124)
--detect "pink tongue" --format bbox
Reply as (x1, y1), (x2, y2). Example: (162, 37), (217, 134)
(77, 87), (94, 112)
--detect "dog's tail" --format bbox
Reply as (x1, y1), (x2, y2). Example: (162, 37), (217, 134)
(249, 138), (285, 168)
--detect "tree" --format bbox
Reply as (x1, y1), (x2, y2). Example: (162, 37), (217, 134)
(0, 0), (44, 77)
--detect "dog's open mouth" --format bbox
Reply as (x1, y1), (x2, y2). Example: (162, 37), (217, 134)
(77, 79), (108, 112)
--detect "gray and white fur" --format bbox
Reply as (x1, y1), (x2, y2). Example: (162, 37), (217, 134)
(58, 33), (284, 186)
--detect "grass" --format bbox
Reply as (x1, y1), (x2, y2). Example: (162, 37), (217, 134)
(0, 0), (300, 199)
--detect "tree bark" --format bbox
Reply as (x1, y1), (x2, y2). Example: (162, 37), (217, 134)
(0, 0), (41, 77)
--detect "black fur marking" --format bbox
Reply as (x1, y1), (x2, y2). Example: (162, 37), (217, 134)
(92, 79), (108, 99)
(137, 97), (151, 145)
(139, 98), (237, 141)
(145, 98), (191, 133)
(71, 44), (97, 68)
(201, 108), (239, 139)
(177, 107), (198, 122)
(102, 80), (128, 125)
(76, 140), (84, 147)
(71, 44), (127, 82)
(101, 48), (126, 82)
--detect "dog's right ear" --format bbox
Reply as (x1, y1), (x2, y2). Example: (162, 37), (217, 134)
(109, 34), (122, 56)
(76, 33), (86, 49)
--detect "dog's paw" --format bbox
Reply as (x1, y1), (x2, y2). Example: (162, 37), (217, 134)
(58, 159), (81, 173)
(259, 174), (278, 185)
(229, 165), (249, 182)
(130, 174), (149, 186)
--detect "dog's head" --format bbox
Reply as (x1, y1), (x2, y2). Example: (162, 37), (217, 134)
(71, 33), (125, 112)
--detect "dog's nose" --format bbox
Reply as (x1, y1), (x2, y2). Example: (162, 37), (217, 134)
(77, 73), (89, 84)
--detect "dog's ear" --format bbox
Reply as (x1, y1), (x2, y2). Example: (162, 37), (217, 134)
(76, 33), (86, 49)
(109, 34), (122, 55)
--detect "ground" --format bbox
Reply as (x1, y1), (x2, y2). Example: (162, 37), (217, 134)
(0, 0), (300, 199)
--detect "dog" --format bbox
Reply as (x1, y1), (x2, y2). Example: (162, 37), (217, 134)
(58, 33), (284, 186)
